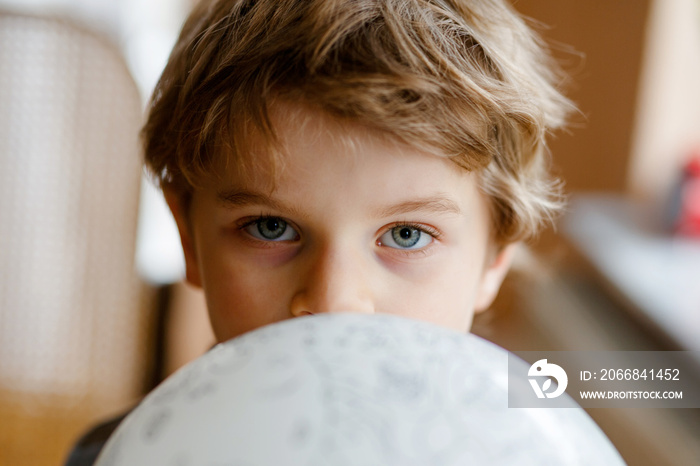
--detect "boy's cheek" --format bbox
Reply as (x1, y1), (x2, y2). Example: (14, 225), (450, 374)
(204, 275), (290, 341)
(218, 232), (302, 266)
(381, 292), (477, 332)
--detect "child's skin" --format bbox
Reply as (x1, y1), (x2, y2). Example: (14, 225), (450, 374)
(166, 101), (514, 343)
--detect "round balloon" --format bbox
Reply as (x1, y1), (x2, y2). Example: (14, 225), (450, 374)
(96, 313), (623, 465)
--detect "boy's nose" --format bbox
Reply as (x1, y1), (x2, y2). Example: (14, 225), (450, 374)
(289, 243), (375, 317)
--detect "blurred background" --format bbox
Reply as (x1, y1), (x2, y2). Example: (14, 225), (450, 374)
(0, 0), (698, 465)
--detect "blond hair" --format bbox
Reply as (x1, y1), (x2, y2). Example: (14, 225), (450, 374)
(143, 0), (573, 243)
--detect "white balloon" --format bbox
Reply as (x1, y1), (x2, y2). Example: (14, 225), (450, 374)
(96, 313), (624, 465)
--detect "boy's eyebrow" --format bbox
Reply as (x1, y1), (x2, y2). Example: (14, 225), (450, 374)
(217, 190), (461, 217)
(216, 189), (305, 217)
(374, 195), (462, 217)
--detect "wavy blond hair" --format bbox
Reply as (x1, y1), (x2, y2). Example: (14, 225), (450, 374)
(143, 0), (574, 243)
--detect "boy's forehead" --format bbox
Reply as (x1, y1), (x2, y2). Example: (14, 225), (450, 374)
(213, 99), (467, 192)
(204, 103), (489, 227)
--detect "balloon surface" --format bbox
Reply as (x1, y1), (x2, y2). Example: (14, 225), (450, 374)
(96, 313), (624, 465)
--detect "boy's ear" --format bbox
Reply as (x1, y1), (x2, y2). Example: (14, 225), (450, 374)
(473, 243), (516, 313)
(163, 187), (203, 288)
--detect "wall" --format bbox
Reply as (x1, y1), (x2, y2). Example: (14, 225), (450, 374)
(512, 0), (651, 194)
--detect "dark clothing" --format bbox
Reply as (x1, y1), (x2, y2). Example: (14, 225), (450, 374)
(64, 411), (131, 466)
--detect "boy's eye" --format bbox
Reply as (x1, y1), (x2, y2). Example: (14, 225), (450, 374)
(243, 217), (298, 241)
(378, 225), (434, 250)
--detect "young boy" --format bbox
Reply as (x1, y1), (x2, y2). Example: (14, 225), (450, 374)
(67, 0), (571, 463)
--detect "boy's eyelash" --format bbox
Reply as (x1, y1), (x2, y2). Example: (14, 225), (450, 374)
(387, 222), (441, 239)
(235, 213), (281, 229)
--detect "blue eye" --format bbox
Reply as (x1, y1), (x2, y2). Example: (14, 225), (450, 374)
(379, 225), (434, 250)
(243, 217), (298, 241)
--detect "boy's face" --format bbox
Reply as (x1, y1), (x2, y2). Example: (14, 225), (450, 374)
(167, 103), (513, 343)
